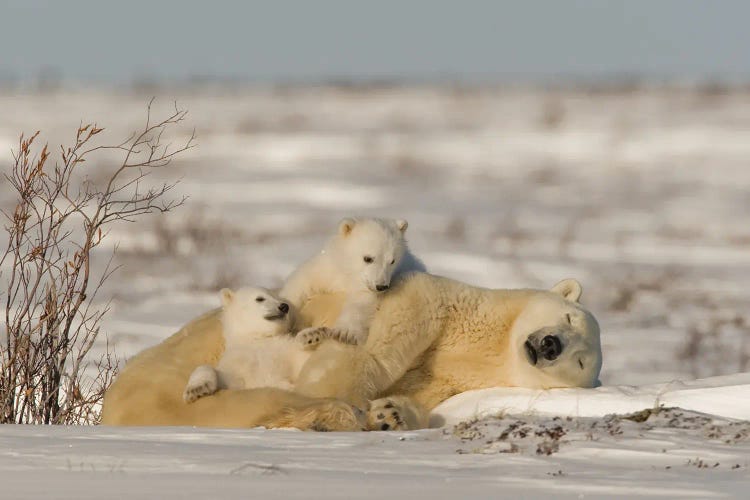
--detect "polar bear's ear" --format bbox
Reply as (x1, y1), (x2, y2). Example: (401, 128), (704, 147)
(551, 279), (582, 302)
(396, 219), (408, 233)
(338, 218), (355, 237)
(220, 288), (235, 307)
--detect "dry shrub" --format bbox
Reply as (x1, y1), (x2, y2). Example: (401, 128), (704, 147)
(678, 314), (750, 378)
(608, 269), (680, 313)
(0, 101), (194, 424)
(154, 212), (246, 292)
(153, 210), (243, 257)
(539, 97), (565, 130)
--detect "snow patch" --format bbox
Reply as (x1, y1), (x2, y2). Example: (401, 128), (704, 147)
(431, 373), (750, 427)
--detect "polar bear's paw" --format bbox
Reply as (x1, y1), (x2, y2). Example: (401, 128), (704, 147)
(183, 365), (219, 403)
(367, 398), (408, 431)
(296, 327), (329, 349)
(367, 396), (428, 431)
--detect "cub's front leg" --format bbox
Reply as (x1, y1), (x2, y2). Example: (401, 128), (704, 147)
(296, 292), (376, 350)
(296, 326), (360, 349)
(183, 365), (219, 403)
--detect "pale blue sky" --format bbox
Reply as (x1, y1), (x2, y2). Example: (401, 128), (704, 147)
(1, 0), (748, 84)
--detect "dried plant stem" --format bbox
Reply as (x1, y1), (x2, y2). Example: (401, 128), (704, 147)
(0, 101), (194, 424)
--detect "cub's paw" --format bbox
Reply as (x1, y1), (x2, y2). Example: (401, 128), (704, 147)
(296, 327), (330, 349)
(367, 398), (408, 431)
(183, 366), (218, 403)
(183, 379), (217, 403)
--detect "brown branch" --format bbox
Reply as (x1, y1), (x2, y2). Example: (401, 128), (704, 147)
(0, 101), (192, 424)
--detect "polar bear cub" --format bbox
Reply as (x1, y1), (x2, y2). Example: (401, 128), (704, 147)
(183, 287), (308, 403)
(281, 217), (424, 346)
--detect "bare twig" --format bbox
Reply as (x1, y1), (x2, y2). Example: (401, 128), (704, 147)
(0, 102), (193, 424)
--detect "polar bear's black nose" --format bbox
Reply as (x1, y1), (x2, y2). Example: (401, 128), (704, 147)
(278, 303), (289, 314)
(376, 285), (390, 292)
(540, 335), (562, 361)
(524, 340), (538, 365)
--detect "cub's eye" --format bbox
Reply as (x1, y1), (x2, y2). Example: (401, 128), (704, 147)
(565, 313), (571, 324)
(390, 259), (396, 265)
(363, 256), (374, 264)
(255, 297), (265, 302)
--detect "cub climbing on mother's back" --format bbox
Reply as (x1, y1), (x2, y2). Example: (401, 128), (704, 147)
(280, 217), (425, 347)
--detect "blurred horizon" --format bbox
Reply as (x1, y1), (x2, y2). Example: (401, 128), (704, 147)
(2, 0), (750, 88)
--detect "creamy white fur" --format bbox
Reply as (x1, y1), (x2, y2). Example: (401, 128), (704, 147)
(295, 274), (603, 427)
(281, 217), (424, 345)
(103, 275), (601, 431)
(504, 279), (602, 389)
(183, 287), (310, 402)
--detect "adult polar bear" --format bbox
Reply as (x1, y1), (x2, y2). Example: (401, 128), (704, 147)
(101, 273), (602, 431)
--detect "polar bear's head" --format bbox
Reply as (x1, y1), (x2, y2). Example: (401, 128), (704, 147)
(330, 217), (409, 293)
(507, 279), (602, 389)
(219, 286), (293, 340)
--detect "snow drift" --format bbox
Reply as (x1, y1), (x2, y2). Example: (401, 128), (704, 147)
(431, 372), (750, 427)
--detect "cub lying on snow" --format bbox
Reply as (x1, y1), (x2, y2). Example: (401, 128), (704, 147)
(183, 286), (339, 403)
(280, 217), (425, 347)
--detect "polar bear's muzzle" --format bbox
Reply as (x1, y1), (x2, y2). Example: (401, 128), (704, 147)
(524, 327), (564, 366)
(263, 302), (290, 321)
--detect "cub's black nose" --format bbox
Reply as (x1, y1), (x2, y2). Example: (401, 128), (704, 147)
(278, 303), (290, 314)
(376, 285), (390, 292)
(540, 335), (562, 361)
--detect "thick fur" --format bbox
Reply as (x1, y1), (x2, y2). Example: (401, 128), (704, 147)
(183, 287), (309, 403)
(102, 273), (601, 431)
(281, 217), (425, 346)
(101, 308), (366, 431)
(294, 274), (601, 422)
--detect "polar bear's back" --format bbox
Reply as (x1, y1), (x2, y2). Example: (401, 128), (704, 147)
(100, 308), (364, 430)
(101, 308), (225, 425)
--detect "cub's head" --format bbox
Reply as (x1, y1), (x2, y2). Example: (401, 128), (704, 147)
(508, 279), (602, 389)
(332, 217), (409, 293)
(219, 286), (293, 338)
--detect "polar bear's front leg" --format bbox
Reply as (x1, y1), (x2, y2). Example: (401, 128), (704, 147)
(295, 315), (443, 407)
(296, 274), (446, 407)
(367, 395), (429, 431)
(183, 365), (219, 403)
(269, 398), (368, 432)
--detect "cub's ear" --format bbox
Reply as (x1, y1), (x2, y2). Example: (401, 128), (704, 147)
(220, 288), (235, 307)
(551, 279), (582, 302)
(396, 219), (408, 233)
(338, 217), (356, 237)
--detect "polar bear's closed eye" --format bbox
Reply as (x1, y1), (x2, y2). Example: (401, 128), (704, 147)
(509, 279), (602, 389)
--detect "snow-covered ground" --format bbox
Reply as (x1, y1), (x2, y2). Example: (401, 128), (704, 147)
(2, 381), (750, 499)
(1, 84), (750, 497)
